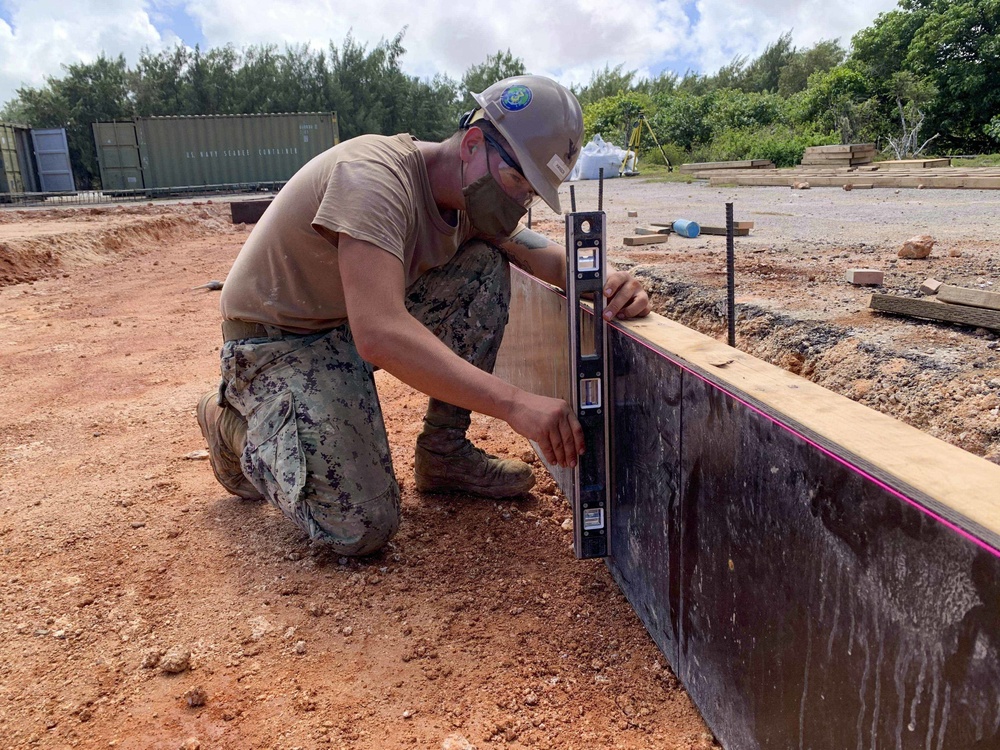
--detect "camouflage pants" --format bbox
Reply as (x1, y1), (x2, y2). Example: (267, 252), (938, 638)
(219, 240), (511, 555)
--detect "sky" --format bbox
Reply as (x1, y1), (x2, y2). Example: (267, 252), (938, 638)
(0, 0), (901, 107)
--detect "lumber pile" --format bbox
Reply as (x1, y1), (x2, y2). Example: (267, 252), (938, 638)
(702, 165), (1000, 190)
(870, 282), (1000, 332)
(680, 160), (775, 176)
(800, 144), (877, 167)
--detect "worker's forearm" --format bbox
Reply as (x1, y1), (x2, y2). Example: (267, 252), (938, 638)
(357, 313), (521, 421)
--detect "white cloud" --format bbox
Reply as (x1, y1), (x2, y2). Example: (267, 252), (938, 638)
(689, 0), (900, 73)
(0, 0), (178, 105)
(0, 0), (901, 107)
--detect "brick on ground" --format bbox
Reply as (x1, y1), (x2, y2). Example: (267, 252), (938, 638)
(919, 278), (942, 295)
(845, 268), (884, 286)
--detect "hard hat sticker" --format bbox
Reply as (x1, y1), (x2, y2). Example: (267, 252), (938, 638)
(547, 153), (569, 180)
(500, 85), (532, 111)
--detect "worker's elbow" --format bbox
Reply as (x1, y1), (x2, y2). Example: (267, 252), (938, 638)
(351, 325), (389, 366)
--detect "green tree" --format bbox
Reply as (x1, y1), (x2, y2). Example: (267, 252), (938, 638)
(581, 91), (653, 146)
(16, 54), (131, 188)
(739, 32), (796, 92)
(798, 66), (880, 144)
(648, 91), (715, 150)
(906, 0), (1000, 149)
(777, 40), (846, 96)
(574, 64), (638, 107)
(132, 46), (190, 116)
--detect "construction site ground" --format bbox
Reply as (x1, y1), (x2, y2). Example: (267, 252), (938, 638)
(0, 178), (997, 750)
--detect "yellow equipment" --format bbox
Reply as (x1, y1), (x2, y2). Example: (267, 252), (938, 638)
(620, 114), (673, 175)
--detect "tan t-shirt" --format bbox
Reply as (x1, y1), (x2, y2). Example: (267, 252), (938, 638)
(220, 134), (475, 333)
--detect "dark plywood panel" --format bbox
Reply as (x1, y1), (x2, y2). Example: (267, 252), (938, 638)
(495, 268), (1000, 750)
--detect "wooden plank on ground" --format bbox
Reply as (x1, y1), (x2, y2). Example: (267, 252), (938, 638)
(870, 294), (1000, 331)
(805, 143), (876, 154)
(879, 158), (951, 169)
(679, 160), (774, 172)
(634, 226), (672, 235)
(937, 284), (1000, 312)
(697, 226), (751, 236)
(649, 222), (753, 234)
(623, 234), (669, 246)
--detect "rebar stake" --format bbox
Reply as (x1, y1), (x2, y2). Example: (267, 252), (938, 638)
(726, 202), (736, 347)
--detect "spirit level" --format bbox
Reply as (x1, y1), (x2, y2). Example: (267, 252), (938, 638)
(565, 210), (611, 559)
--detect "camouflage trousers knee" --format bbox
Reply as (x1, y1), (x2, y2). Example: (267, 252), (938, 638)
(219, 240), (511, 556)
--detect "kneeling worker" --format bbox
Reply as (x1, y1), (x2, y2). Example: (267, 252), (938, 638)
(197, 75), (650, 556)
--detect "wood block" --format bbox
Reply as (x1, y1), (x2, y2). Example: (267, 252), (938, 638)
(938, 284), (1000, 312)
(634, 226), (672, 235)
(870, 294), (1000, 332)
(846, 269), (884, 285)
(624, 235), (669, 246)
(919, 278), (942, 295)
(627, 211), (638, 217)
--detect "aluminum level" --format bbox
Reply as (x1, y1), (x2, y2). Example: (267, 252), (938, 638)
(93, 113), (339, 192)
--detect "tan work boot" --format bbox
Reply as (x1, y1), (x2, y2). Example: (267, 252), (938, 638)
(414, 399), (535, 498)
(196, 390), (263, 500)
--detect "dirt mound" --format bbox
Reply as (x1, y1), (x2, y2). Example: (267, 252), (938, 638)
(0, 203), (239, 287)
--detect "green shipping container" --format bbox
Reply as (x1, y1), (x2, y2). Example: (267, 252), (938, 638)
(94, 112), (339, 192)
(0, 121), (35, 194)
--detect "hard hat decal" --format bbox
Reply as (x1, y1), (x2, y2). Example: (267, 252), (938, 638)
(500, 85), (532, 112)
(547, 153), (570, 180)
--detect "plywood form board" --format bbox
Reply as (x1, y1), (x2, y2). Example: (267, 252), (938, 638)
(495, 268), (1000, 750)
(937, 284), (1000, 311)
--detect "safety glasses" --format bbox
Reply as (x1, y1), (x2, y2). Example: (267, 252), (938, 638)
(482, 133), (538, 208)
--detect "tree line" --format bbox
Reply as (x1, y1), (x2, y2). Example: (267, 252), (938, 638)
(2, 0), (997, 188)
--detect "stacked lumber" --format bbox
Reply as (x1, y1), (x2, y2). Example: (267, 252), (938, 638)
(870, 283), (1000, 332)
(702, 165), (1000, 190)
(800, 144), (877, 167)
(680, 160), (775, 176)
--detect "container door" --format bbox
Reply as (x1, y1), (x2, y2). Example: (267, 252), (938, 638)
(15, 128), (40, 193)
(93, 122), (144, 192)
(0, 123), (25, 194)
(31, 128), (75, 192)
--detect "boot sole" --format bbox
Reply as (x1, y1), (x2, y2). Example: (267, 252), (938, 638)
(414, 475), (536, 499)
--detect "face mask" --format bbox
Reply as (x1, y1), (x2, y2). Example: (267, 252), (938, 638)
(462, 160), (528, 238)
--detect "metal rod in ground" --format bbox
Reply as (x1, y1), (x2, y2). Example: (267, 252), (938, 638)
(726, 202), (736, 347)
(570, 185), (577, 213)
(598, 167), (604, 211)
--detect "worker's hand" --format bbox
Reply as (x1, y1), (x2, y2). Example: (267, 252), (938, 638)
(602, 271), (651, 321)
(507, 393), (585, 468)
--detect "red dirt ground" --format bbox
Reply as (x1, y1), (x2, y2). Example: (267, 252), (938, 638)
(0, 203), (715, 750)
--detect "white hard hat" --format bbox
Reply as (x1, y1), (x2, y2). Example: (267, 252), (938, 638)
(467, 75), (584, 213)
